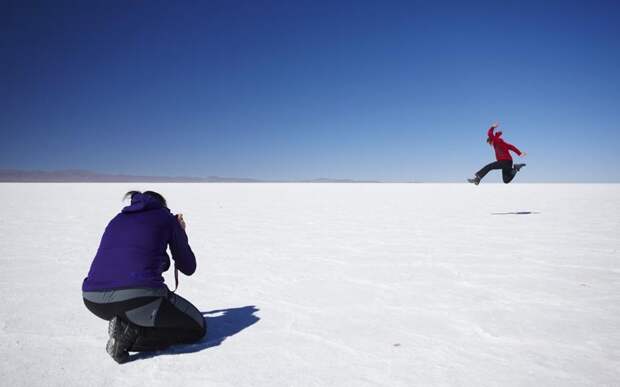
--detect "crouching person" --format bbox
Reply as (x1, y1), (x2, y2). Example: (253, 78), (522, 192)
(82, 191), (206, 363)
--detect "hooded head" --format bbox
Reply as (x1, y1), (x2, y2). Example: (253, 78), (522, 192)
(487, 130), (503, 145)
(122, 191), (167, 213)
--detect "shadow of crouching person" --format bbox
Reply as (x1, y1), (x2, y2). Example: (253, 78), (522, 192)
(129, 305), (260, 361)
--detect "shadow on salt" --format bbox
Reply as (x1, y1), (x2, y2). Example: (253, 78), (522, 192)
(491, 211), (540, 215)
(130, 305), (260, 361)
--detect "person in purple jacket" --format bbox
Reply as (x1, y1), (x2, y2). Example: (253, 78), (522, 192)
(82, 191), (206, 363)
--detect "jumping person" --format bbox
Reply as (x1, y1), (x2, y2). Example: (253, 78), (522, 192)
(82, 191), (206, 363)
(468, 122), (526, 185)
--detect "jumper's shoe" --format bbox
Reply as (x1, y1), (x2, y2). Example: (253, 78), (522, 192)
(106, 317), (139, 364)
(514, 163), (526, 172)
(467, 176), (481, 185)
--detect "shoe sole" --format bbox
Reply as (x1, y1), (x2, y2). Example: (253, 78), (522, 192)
(106, 338), (129, 364)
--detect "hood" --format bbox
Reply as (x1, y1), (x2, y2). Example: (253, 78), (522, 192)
(488, 130), (503, 144)
(122, 193), (165, 213)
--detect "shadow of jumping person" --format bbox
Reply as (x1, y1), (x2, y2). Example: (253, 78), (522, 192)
(491, 211), (540, 215)
(129, 305), (260, 361)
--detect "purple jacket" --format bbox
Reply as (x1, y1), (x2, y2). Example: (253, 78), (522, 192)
(82, 193), (196, 291)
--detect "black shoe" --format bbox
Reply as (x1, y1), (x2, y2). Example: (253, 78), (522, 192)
(467, 176), (481, 185)
(106, 317), (139, 364)
(514, 163), (526, 172)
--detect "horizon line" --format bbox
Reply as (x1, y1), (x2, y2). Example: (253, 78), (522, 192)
(0, 168), (618, 184)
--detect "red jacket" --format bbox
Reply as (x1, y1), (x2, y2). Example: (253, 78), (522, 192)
(487, 127), (522, 161)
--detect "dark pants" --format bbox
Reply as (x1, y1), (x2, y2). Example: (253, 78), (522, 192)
(83, 287), (206, 351)
(476, 160), (516, 184)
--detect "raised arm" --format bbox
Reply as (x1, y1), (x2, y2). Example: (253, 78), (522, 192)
(487, 127), (495, 139)
(487, 122), (500, 140)
(505, 142), (522, 156)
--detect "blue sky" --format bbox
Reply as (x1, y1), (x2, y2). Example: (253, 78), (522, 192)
(2, 0), (619, 181)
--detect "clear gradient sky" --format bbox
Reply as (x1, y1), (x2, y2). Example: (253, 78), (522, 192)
(2, 0), (619, 182)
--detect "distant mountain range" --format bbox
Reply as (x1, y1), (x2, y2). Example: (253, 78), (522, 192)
(0, 169), (381, 183)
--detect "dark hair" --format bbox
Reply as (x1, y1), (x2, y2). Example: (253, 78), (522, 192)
(124, 190), (167, 207)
